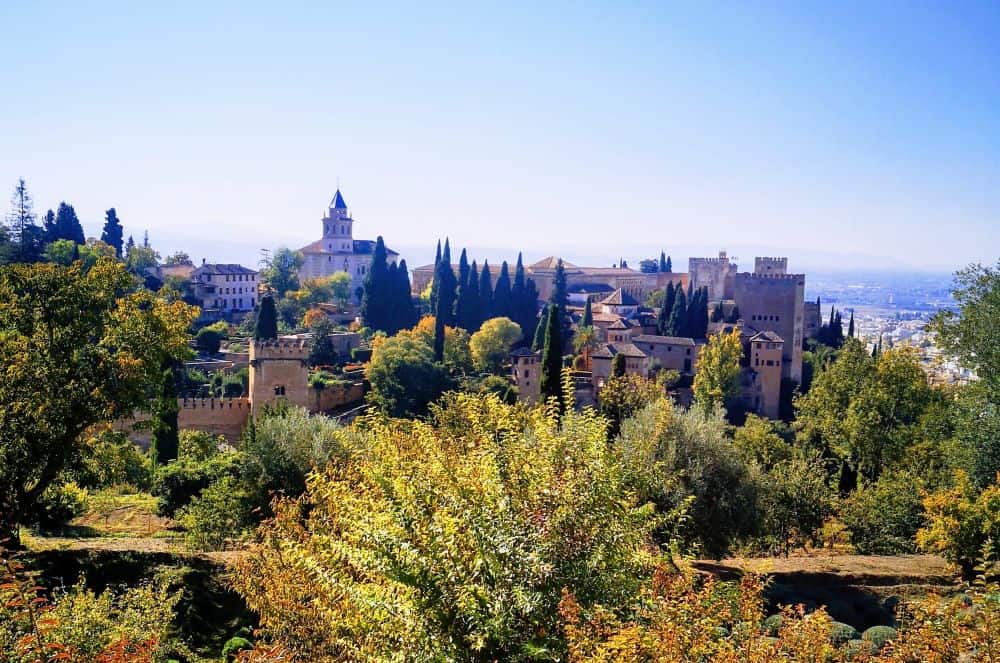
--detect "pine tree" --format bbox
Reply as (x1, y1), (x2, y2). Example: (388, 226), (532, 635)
(6, 177), (42, 262)
(429, 239), (442, 313)
(665, 287), (687, 337)
(101, 208), (125, 257)
(847, 311), (855, 338)
(125, 234), (135, 258)
(659, 251), (667, 272)
(539, 304), (564, 411)
(532, 304), (549, 351)
(53, 202), (85, 245)
(42, 209), (56, 244)
(493, 260), (512, 319)
(255, 294), (279, 340)
(361, 236), (390, 333)
(665, 256), (672, 273)
(581, 298), (593, 328)
(478, 260), (493, 322)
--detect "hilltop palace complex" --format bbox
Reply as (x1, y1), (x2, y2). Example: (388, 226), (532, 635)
(130, 190), (819, 447)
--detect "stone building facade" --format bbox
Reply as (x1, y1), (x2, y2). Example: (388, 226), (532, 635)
(733, 267), (805, 384)
(298, 190), (398, 292)
(191, 262), (259, 317)
(689, 251), (738, 301)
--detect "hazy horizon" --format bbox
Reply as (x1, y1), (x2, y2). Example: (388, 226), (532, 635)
(2, 3), (997, 272)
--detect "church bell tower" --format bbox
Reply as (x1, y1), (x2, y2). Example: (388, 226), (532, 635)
(321, 189), (353, 252)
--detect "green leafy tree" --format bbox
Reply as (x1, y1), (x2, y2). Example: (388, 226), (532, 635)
(610, 351), (626, 377)
(255, 294), (279, 340)
(43, 238), (77, 265)
(842, 470), (924, 554)
(0, 260), (196, 544)
(99, 208), (124, 257)
(163, 250), (191, 265)
(367, 330), (450, 417)
(232, 394), (658, 660)
(124, 244), (159, 275)
(540, 304), (564, 410)
(261, 247), (303, 297)
(692, 329), (743, 411)
(309, 317), (340, 366)
(470, 316), (522, 374)
(757, 452), (834, 556)
(599, 373), (660, 439)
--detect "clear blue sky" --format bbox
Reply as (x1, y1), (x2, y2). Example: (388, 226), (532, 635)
(1, 1), (997, 272)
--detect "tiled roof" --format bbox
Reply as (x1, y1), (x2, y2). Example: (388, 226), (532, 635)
(750, 330), (784, 343)
(632, 334), (697, 346)
(299, 239), (399, 256)
(607, 319), (631, 330)
(529, 256), (577, 270)
(591, 342), (648, 360)
(510, 347), (540, 358)
(600, 288), (640, 306)
(568, 283), (614, 293)
(193, 263), (257, 276)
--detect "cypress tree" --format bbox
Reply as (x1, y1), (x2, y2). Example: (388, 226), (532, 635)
(581, 298), (593, 328)
(478, 259), (493, 322)
(125, 234), (135, 257)
(848, 311), (855, 338)
(433, 246), (458, 361)
(711, 301), (724, 322)
(396, 259), (417, 331)
(493, 260), (512, 319)
(42, 209), (56, 244)
(665, 287), (687, 337)
(468, 261), (482, 330)
(665, 256), (672, 272)
(255, 294), (279, 340)
(151, 364), (179, 465)
(361, 236), (390, 333)
(659, 282), (676, 335)
(549, 258), (571, 344)
(101, 208), (124, 257)
(458, 248), (470, 293)
(539, 304), (564, 410)
(728, 304), (740, 323)
(611, 352), (626, 377)
(457, 257), (477, 331)
(429, 239), (442, 313)
(386, 262), (399, 333)
(532, 304), (549, 351)
(659, 251), (667, 272)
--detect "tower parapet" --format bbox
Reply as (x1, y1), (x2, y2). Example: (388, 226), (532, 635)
(689, 251), (738, 301)
(249, 336), (312, 412)
(754, 257), (788, 275)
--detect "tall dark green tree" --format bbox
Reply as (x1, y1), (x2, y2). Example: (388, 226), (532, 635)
(255, 294), (279, 340)
(457, 248), (470, 294)
(727, 304), (740, 323)
(847, 311), (855, 338)
(511, 252), (539, 342)
(532, 304), (549, 351)
(659, 251), (668, 272)
(361, 236), (390, 333)
(493, 260), (512, 318)
(52, 202), (85, 245)
(429, 239), (442, 313)
(610, 352), (626, 377)
(151, 363), (180, 465)
(539, 304), (564, 411)
(125, 234), (135, 258)
(433, 246), (458, 361)
(657, 282), (675, 335)
(665, 287), (687, 337)
(395, 259), (418, 331)
(711, 301), (724, 322)
(665, 256), (672, 272)
(6, 178), (43, 263)
(42, 209), (56, 244)
(549, 258), (572, 344)
(581, 298), (593, 328)
(457, 256), (478, 331)
(100, 208), (124, 257)
(478, 260), (493, 322)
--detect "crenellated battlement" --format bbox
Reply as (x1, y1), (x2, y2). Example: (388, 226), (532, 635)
(250, 336), (311, 361)
(179, 397), (251, 410)
(754, 257), (788, 275)
(740, 272), (804, 281)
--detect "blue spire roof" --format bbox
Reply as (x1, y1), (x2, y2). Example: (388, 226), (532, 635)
(331, 189), (348, 210)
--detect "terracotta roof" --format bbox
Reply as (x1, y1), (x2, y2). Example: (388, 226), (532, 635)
(607, 319), (631, 330)
(600, 288), (639, 307)
(632, 334), (697, 347)
(299, 239), (399, 256)
(529, 256), (577, 270)
(591, 342), (648, 360)
(750, 330), (784, 343)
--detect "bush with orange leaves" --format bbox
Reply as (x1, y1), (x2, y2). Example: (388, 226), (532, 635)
(560, 562), (1000, 663)
(0, 551), (180, 663)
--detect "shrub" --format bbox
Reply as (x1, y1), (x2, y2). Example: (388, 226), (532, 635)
(152, 452), (240, 517)
(196, 328), (222, 355)
(31, 481), (88, 530)
(77, 430), (154, 491)
(178, 430), (223, 461)
(177, 475), (251, 551)
(861, 625), (896, 651)
(842, 470), (924, 554)
(829, 621), (859, 645)
(222, 636), (254, 660)
(763, 613), (783, 636)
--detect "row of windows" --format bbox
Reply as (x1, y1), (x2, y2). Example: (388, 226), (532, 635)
(223, 287), (251, 294)
(646, 344), (692, 355)
(323, 257), (368, 276)
(751, 314), (780, 322)
(213, 297), (255, 309)
(224, 274), (255, 283)
(754, 358), (781, 367)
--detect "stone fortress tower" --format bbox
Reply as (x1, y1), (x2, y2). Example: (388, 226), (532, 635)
(734, 260), (805, 384)
(248, 337), (311, 414)
(689, 251), (738, 302)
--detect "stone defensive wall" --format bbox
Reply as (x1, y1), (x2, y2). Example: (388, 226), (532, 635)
(177, 396), (252, 442)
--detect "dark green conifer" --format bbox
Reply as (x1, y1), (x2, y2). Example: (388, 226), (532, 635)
(581, 298), (593, 328)
(100, 208), (124, 257)
(493, 260), (512, 319)
(532, 304), (549, 351)
(539, 304), (564, 411)
(611, 351), (626, 377)
(478, 260), (493, 322)
(255, 294), (279, 340)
